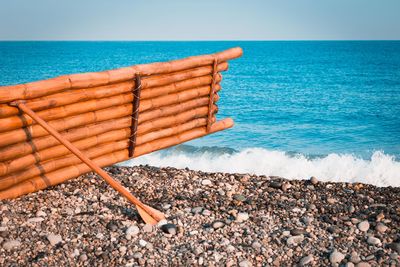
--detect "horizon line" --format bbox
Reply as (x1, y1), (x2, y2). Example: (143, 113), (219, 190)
(1, 39), (400, 42)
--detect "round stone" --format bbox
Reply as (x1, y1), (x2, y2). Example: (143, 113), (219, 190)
(310, 176), (318, 184)
(367, 236), (381, 246)
(239, 259), (252, 267)
(236, 212), (249, 223)
(375, 223), (388, 233)
(330, 250), (345, 264)
(269, 181), (282, 189)
(125, 225), (139, 239)
(212, 220), (225, 229)
(357, 221), (370, 232)
(143, 224), (153, 233)
(201, 179), (212, 186)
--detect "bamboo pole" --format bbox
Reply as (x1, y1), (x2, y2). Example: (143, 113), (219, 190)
(0, 47), (241, 104)
(0, 118), (234, 200)
(0, 94), (220, 161)
(9, 101), (166, 225)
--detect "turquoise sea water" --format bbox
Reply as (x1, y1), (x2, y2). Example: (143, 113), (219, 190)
(1, 41), (399, 186)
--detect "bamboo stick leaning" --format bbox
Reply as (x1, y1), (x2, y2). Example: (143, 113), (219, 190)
(9, 101), (166, 225)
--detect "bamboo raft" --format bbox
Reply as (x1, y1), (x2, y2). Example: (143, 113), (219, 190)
(0, 47), (242, 224)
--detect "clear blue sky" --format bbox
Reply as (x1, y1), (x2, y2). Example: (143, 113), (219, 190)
(1, 0), (399, 40)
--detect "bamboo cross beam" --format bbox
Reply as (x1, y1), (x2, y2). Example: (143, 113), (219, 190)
(207, 58), (219, 132)
(129, 73), (142, 157)
(9, 100), (165, 225)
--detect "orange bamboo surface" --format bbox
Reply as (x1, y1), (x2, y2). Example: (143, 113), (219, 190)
(0, 73), (220, 118)
(0, 104), (217, 177)
(0, 118), (233, 200)
(0, 117), (215, 191)
(0, 84), (220, 146)
(0, 94), (219, 162)
(0, 82), (221, 133)
(0, 47), (241, 103)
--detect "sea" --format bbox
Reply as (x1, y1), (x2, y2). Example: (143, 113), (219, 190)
(1, 41), (399, 186)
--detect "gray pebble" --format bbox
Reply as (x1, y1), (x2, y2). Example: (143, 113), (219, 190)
(2, 240), (21, 250)
(269, 181), (282, 189)
(233, 194), (246, 202)
(239, 259), (252, 267)
(133, 252), (143, 259)
(287, 235), (304, 246)
(299, 254), (313, 266)
(191, 207), (203, 214)
(79, 254), (88, 261)
(367, 236), (381, 246)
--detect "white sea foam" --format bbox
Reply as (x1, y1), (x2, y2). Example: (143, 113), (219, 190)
(122, 148), (400, 187)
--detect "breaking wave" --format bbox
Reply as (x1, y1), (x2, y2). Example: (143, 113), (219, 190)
(122, 145), (400, 187)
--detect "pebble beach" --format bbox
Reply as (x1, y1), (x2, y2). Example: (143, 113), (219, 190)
(0, 165), (399, 266)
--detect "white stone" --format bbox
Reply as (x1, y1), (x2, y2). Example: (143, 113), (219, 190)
(330, 250), (345, 264)
(47, 233), (62, 246)
(2, 240), (21, 250)
(96, 233), (104, 239)
(139, 239), (147, 247)
(239, 260), (252, 267)
(27, 217), (44, 223)
(35, 210), (47, 217)
(201, 179), (212, 186)
(125, 225), (139, 239)
(226, 245), (235, 253)
(119, 246), (127, 254)
(357, 221), (370, 232)
(236, 212), (249, 223)
(143, 224), (153, 233)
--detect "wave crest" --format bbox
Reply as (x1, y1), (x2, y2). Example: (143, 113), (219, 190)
(122, 146), (400, 187)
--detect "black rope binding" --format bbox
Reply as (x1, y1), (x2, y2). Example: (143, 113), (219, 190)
(128, 73), (142, 157)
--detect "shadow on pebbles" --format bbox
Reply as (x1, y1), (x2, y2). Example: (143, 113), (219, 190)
(0, 165), (399, 266)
